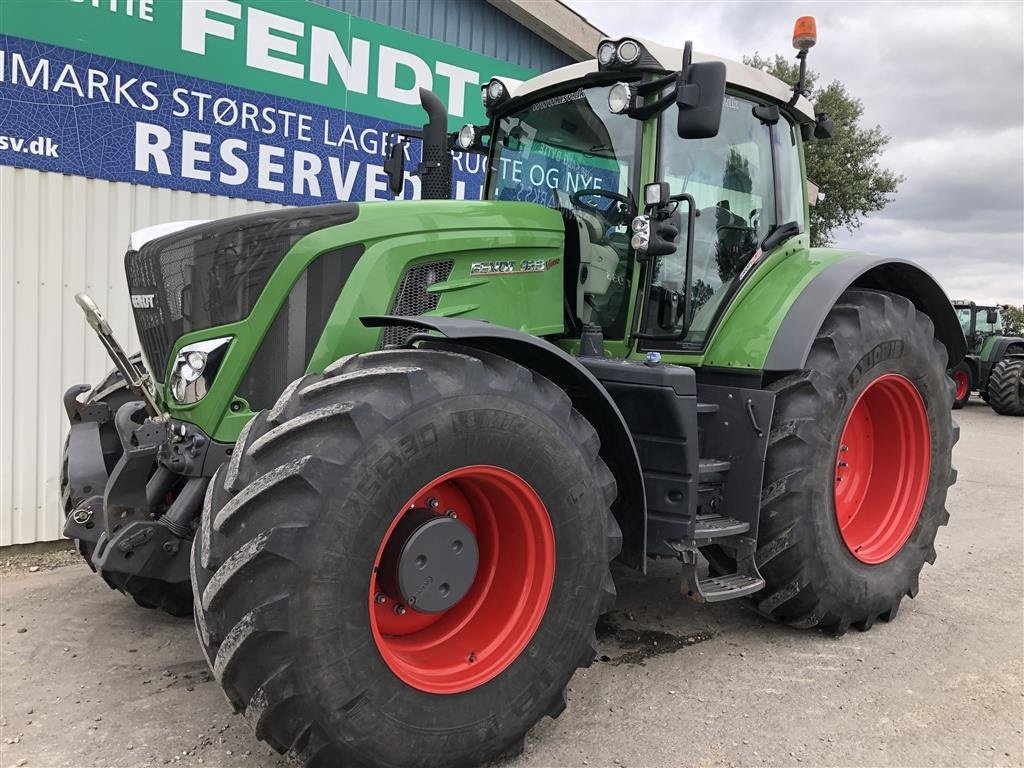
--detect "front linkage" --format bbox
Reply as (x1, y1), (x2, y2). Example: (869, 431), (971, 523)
(61, 294), (228, 612)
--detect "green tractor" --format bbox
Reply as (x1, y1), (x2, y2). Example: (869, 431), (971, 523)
(62, 21), (964, 768)
(949, 300), (1024, 414)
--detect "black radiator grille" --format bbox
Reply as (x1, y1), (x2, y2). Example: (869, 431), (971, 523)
(124, 203), (358, 377)
(379, 260), (454, 348)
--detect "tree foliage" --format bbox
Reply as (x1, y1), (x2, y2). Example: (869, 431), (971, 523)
(1001, 305), (1024, 336)
(744, 53), (904, 247)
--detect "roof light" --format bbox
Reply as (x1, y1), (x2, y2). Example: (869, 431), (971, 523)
(487, 79), (505, 101)
(597, 41), (617, 66)
(617, 39), (641, 65)
(607, 82), (633, 114)
(792, 16), (817, 51)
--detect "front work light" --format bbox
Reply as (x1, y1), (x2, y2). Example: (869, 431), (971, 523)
(793, 16), (817, 51)
(598, 41), (617, 66)
(607, 83), (633, 114)
(487, 79), (505, 101)
(457, 124), (478, 150)
(644, 182), (670, 208)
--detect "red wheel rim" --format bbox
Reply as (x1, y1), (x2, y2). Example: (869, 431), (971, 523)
(834, 374), (931, 564)
(369, 465), (555, 694)
(953, 370), (969, 401)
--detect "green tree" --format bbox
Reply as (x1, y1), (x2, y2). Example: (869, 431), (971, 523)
(1002, 305), (1024, 336)
(744, 53), (904, 247)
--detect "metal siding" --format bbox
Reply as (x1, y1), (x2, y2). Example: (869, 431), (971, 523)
(312, 0), (573, 72)
(0, 167), (278, 545)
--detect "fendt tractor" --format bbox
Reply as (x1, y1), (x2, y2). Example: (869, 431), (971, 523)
(62, 19), (964, 768)
(948, 299), (1024, 414)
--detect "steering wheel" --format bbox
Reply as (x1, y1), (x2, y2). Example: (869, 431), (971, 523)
(570, 189), (632, 226)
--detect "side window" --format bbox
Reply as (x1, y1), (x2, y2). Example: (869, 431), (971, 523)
(648, 95), (776, 343)
(775, 119), (806, 230)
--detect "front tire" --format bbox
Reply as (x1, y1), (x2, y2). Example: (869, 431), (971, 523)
(192, 347), (620, 767)
(949, 361), (971, 409)
(988, 357), (1024, 416)
(755, 289), (957, 634)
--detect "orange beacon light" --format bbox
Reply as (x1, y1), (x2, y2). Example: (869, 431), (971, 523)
(793, 16), (817, 51)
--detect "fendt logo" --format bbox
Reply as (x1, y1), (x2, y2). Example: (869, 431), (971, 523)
(131, 294), (156, 309)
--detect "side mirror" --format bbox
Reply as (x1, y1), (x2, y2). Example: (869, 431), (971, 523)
(676, 43), (726, 140)
(986, 309), (998, 324)
(384, 139), (408, 196)
(814, 112), (835, 139)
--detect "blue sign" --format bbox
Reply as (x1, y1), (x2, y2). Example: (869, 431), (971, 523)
(0, 35), (487, 205)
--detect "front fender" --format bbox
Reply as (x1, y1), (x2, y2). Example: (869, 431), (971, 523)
(362, 314), (647, 571)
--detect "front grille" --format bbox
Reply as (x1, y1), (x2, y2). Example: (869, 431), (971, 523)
(124, 203), (358, 377)
(379, 260), (455, 348)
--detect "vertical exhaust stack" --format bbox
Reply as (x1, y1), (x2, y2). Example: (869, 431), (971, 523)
(417, 88), (453, 200)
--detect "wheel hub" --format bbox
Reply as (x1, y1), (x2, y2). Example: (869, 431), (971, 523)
(378, 508), (479, 613)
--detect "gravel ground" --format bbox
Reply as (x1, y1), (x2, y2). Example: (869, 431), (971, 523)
(1, 400), (1021, 768)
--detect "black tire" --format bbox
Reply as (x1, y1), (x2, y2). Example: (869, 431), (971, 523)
(988, 357), (1024, 416)
(753, 289), (956, 634)
(949, 361), (971, 409)
(61, 360), (193, 617)
(192, 347), (621, 768)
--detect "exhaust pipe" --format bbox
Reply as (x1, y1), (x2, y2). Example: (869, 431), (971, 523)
(417, 87), (453, 200)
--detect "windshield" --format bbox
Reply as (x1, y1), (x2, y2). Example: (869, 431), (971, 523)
(486, 85), (640, 337)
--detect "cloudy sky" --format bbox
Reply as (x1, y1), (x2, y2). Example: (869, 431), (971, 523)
(565, 0), (1024, 304)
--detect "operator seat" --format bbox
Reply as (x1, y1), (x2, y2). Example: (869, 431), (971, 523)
(570, 210), (621, 324)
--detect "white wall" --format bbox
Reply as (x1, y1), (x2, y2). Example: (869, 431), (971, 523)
(0, 167), (278, 545)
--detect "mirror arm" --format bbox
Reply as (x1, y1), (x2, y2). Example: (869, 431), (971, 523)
(627, 90), (676, 120)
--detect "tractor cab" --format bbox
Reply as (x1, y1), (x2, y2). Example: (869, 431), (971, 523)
(953, 299), (1004, 351)
(389, 30), (832, 357)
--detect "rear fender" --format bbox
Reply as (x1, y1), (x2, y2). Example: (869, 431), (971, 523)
(362, 315), (647, 571)
(763, 256), (967, 372)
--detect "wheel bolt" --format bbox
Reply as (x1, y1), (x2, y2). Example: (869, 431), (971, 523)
(374, 593), (387, 605)
(840, 444), (849, 452)
(428, 497), (439, 509)
(446, 510), (457, 519)
(838, 461), (848, 468)
(394, 604), (406, 615)
(408, 596), (416, 605)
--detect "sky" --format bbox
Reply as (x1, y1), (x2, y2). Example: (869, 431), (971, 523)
(564, 0), (1024, 305)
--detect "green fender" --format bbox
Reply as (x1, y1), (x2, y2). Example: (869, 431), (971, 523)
(700, 235), (967, 372)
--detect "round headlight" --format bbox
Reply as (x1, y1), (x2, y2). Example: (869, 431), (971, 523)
(597, 41), (617, 66)
(631, 233), (649, 251)
(487, 79), (505, 102)
(607, 82), (633, 115)
(186, 350), (207, 373)
(457, 124), (477, 151)
(617, 39), (641, 65)
(631, 215), (650, 234)
(172, 376), (186, 402)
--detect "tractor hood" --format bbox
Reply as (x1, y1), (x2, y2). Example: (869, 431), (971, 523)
(124, 200), (565, 386)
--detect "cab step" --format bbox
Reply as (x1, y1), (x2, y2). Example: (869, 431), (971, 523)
(696, 402), (719, 414)
(698, 457), (731, 476)
(679, 536), (765, 603)
(694, 514), (749, 540)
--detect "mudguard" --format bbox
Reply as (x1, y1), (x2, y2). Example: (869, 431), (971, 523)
(763, 255), (967, 372)
(362, 314), (647, 571)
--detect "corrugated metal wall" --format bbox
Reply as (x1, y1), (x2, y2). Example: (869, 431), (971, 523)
(0, 167), (278, 545)
(315, 0), (574, 72)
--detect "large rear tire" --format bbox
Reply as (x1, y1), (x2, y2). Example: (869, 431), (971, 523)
(192, 347), (620, 767)
(754, 289), (956, 634)
(988, 357), (1024, 416)
(61, 360), (192, 617)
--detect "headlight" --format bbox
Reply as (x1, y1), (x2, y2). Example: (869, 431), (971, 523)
(607, 82), (633, 114)
(457, 124), (477, 151)
(487, 79), (505, 101)
(169, 337), (231, 405)
(597, 41), (617, 66)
